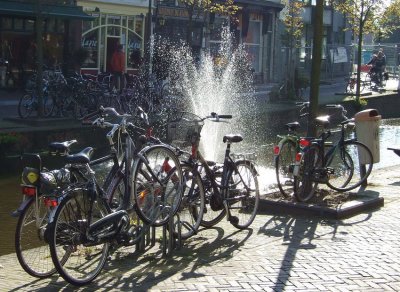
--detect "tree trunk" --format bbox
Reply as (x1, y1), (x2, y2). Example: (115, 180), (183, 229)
(307, 0), (324, 137)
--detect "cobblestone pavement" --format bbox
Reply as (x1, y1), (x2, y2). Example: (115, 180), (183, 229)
(1, 166), (400, 291)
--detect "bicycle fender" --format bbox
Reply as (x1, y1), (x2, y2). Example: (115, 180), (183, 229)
(235, 159), (258, 175)
(11, 196), (34, 217)
(276, 137), (297, 156)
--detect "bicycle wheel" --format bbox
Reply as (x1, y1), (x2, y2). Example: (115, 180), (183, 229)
(174, 164), (205, 239)
(43, 92), (55, 117)
(275, 139), (297, 197)
(132, 145), (183, 226)
(200, 172), (226, 228)
(48, 188), (110, 286)
(294, 144), (322, 202)
(18, 94), (35, 118)
(227, 160), (260, 229)
(345, 79), (355, 93)
(326, 141), (373, 192)
(15, 196), (55, 278)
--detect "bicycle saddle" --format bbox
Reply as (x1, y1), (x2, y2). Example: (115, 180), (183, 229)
(65, 147), (94, 164)
(49, 140), (78, 156)
(223, 134), (243, 143)
(285, 122), (300, 132)
(315, 115), (330, 128)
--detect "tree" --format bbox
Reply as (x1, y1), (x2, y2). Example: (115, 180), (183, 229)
(281, 0), (305, 99)
(179, 0), (238, 47)
(379, 0), (400, 41)
(335, 0), (384, 105)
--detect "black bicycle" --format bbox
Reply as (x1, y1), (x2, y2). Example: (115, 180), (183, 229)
(46, 107), (183, 286)
(293, 105), (373, 202)
(168, 112), (260, 230)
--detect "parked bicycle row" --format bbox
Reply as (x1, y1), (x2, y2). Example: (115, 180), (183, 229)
(12, 106), (259, 286)
(17, 68), (178, 120)
(274, 102), (373, 202)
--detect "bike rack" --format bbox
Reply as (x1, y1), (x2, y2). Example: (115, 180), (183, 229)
(134, 214), (182, 257)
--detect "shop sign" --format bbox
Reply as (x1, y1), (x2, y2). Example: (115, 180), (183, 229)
(128, 40), (141, 50)
(82, 37), (98, 48)
(158, 6), (189, 18)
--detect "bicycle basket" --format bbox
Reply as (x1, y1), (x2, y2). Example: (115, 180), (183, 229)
(167, 112), (204, 144)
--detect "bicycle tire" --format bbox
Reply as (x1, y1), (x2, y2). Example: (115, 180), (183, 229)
(227, 160), (260, 229)
(294, 144), (322, 202)
(200, 172), (226, 228)
(132, 145), (183, 226)
(326, 141), (373, 192)
(275, 139), (297, 197)
(18, 94), (34, 118)
(15, 196), (56, 278)
(175, 163), (205, 239)
(48, 188), (110, 286)
(43, 92), (55, 117)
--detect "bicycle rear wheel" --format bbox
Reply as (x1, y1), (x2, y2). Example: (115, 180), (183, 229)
(132, 145), (183, 226)
(275, 139), (297, 197)
(294, 144), (322, 202)
(174, 164), (205, 239)
(15, 196), (55, 278)
(326, 141), (373, 192)
(48, 188), (110, 286)
(200, 172), (226, 228)
(227, 160), (259, 229)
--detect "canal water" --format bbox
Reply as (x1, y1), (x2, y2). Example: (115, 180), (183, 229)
(1, 114), (400, 256)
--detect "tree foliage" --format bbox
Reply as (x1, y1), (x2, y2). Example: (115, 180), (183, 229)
(281, 0), (305, 48)
(379, 0), (400, 38)
(178, 0), (239, 45)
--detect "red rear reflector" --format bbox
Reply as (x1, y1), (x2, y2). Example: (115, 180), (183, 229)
(299, 139), (310, 147)
(44, 198), (58, 207)
(22, 186), (36, 196)
(295, 153), (303, 162)
(273, 146), (280, 155)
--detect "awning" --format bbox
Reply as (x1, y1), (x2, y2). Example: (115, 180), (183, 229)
(0, 1), (94, 21)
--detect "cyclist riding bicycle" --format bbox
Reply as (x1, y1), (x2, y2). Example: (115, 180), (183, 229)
(367, 51), (386, 87)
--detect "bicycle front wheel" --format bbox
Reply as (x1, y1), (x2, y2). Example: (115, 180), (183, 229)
(326, 141), (373, 192)
(18, 94), (35, 118)
(294, 144), (322, 202)
(275, 139), (297, 197)
(15, 196), (55, 278)
(227, 160), (260, 229)
(132, 145), (183, 226)
(48, 188), (110, 286)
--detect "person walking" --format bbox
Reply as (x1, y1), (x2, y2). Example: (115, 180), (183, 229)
(111, 44), (125, 91)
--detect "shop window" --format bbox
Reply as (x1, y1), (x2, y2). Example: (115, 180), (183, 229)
(82, 29), (99, 68)
(127, 31), (143, 69)
(14, 19), (24, 31)
(25, 20), (35, 31)
(243, 20), (261, 73)
(135, 20), (143, 36)
(1, 18), (12, 30)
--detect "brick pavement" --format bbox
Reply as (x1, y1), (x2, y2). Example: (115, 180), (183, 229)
(1, 165), (400, 291)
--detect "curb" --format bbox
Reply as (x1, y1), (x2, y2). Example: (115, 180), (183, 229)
(258, 196), (384, 219)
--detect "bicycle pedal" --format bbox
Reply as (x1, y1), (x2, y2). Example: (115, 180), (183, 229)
(229, 216), (239, 225)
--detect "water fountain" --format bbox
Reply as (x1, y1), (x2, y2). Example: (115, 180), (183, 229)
(153, 27), (258, 161)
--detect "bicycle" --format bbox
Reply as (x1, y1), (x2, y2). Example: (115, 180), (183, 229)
(274, 102), (309, 197)
(293, 104), (373, 202)
(46, 107), (183, 286)
(13, 141), (80, 278)
(18, 77), (54, 118)
(168, 112), (260, 230)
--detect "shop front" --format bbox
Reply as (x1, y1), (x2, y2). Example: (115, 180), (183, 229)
(78, 2), (148, 76)
(0, 1), (93, 88)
